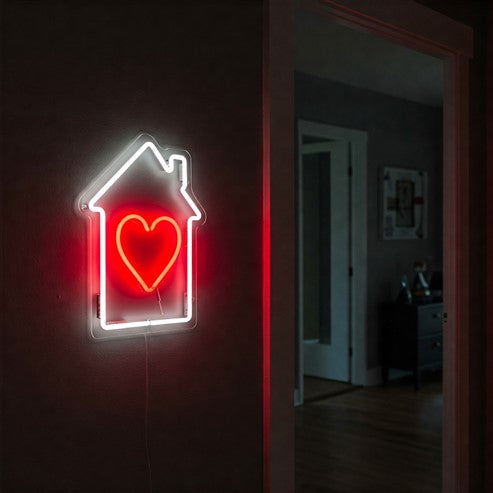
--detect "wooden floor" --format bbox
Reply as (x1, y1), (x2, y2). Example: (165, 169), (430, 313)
(296, 376), (442, 493)
(304, 376), (360, 402)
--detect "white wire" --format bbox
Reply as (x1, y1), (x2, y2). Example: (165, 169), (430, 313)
(156, 288), (164, 315)
(144, 334), (152, 492)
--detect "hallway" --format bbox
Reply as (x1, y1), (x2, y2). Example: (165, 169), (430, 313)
(296, 376), (442, 493)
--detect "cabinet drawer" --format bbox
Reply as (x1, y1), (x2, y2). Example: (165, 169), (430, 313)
(417, 305), (443, 337)
(418, 335), (443, 365)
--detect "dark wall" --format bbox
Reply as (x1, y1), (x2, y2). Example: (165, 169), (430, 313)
(1, 1), (263, 492)
(295, 72), (443, 369)
(487, 5), (493, 492)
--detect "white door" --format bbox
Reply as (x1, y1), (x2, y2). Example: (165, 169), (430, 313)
(299, 141), (350, 382)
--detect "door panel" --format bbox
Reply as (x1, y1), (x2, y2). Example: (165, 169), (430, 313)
(301, 141), (350, 382)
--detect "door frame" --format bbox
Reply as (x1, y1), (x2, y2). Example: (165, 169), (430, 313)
(263, 1), (473, 492)
(295, 121), (367, 406)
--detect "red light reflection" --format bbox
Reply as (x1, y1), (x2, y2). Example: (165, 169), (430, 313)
(106, 204), (185, 297)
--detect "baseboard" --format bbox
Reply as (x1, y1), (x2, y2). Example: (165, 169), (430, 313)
(364, 367), (414, 386)
(388, 368), (413, 380)
(365, 366), (382, 386)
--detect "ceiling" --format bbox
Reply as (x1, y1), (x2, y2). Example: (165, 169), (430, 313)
(295, 8), (444, 107)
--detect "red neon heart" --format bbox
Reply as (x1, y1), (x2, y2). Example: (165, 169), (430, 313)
(116, 214), (182, 293)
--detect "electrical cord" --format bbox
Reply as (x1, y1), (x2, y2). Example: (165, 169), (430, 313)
(156, 289), (164, 315)
(144, 333), (153, 492)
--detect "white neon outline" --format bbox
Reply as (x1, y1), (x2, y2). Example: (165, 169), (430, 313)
(88, 142), (202, 330)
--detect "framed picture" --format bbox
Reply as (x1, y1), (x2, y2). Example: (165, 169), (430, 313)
(382, 167), (427, 240)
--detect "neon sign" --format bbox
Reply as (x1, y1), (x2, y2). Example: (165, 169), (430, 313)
(78, 134), (204, 339)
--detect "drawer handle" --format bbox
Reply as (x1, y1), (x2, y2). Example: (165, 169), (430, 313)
(433, 341), (442, 348)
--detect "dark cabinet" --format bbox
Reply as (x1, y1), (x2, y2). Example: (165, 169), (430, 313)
(382, 302), (443, 390)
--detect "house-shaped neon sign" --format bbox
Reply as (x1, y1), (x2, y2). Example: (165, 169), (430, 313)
(79, 133), (205, 339)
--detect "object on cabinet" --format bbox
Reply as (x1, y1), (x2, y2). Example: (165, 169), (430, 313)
(412, 261), (432, 303)
(395, 275), (412, 304)
(429, 271), (443, 302)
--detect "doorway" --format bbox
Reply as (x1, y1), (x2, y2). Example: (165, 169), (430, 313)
(294, 8), (445, 489)
(295, 121), (367, 406)
(265, 1), (473, 492)
(300, 140), (350, 382)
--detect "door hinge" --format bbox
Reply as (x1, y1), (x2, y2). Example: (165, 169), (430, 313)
(349, 267), (353, 277)
(349, 347), (353, 357)
(348, 166), (353, 177)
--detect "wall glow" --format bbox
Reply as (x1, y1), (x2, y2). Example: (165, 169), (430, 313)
(78, 134), (204, 339)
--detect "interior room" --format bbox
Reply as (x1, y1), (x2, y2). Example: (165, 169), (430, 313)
(294, 9), (445, 492)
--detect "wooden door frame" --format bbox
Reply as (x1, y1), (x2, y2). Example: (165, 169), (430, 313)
(263, 1), (474, 492)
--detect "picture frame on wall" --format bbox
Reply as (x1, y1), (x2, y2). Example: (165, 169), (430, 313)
(382, 167), (427, 240)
